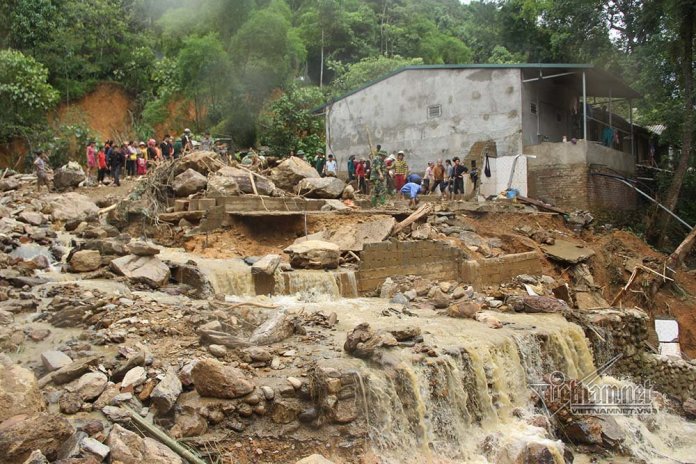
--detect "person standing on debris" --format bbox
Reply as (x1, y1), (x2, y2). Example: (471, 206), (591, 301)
(445, 159), (453, 195)
(182, 128), (193, 153)
(172, 133), (183, 159)
(325, 154), (338, 177)
(104, 140), (113, 180)
(159, 135), (172, 161)
(370, 150), (388, 207)
(355, 158), (367, 194)
(452, 157), (467, 197)
(400, 178), (424, 208)
(200, 131), (213, 151)
(85, 141), (96, 182)
(295, 149), (305, 160)
(110, 143), (125, 186)
(423, 161), (434, 193)
(126, 141), (138, 177)
(147, 139), (159, 163)
(347, 155), (356, 182)
(34, 151), (51, 191)
(314, 149), (326, 176)
(391, 151), (407, 192)
(97, 145), (107, 184)
(431, 159), (447, 198)
(136, 151), (147, 176)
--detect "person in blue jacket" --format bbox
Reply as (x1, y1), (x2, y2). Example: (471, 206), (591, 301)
(400, 178), (424, 208)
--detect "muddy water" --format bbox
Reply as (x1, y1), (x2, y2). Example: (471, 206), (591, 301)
(269, 296), (696, 464)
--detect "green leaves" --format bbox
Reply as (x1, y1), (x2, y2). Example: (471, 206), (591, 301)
(0, 48), (59, 142)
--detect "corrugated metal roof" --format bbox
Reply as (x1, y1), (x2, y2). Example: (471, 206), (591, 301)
(645, 124), (666, 135)
(314, 63), (640, 112)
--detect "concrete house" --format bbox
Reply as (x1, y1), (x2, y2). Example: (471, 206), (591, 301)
(320, 64), (647, 211)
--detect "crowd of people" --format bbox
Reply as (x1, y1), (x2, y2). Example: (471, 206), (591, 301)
(36, 128), (480, 209)
(343, 146), (480, 207)
(83, 129), (197, 186)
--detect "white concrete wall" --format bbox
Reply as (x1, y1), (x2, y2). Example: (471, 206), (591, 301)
(481, 155), (528, 197)
(326, 68), (524, 174)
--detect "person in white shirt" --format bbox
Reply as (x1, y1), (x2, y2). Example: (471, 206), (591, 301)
(324, 154), (338, 177)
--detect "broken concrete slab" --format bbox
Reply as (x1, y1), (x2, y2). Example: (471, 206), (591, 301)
(328, 217), (396, 252)
(540, 239), (595, 264)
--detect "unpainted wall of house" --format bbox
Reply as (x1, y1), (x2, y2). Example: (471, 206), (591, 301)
(326, 68), (524, 174)
(521, 78), (579, 145)
(525, 140), (637, 211)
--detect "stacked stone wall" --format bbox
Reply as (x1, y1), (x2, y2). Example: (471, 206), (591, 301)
(582, 308), (696, 401)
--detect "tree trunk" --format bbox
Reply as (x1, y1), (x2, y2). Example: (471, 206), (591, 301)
(647, 3), (694, 248)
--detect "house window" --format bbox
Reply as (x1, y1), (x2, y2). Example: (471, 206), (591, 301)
(531, 103), (537, 114)
(428, 104), (442, 118)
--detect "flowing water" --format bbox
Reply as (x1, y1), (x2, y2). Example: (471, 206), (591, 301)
(270, 296), (696, 464)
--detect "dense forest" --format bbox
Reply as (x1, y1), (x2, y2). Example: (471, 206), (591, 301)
(0, 0), (694, 244)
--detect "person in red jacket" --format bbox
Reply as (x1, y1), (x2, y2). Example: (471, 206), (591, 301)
(97, 146), (108, 184)
(355, 159), (367, 194)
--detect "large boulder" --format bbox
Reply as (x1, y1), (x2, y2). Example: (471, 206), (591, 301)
(343, 323), (398, 360)
(206, 169), (240, 197)
(284, 240), (340, 269)
(271, 157), (320, 191)
(191, 358), (254, 399)
(297, 177), (346, 199)
(215, 166), (275, 196)
(0, 413), (74, 463)
(107, 423), (184, 464)
(69, 249), (102, 272)
(173, 151), (223, 176)
(172, 169), (208, 197)
(110, 255), (171, 288)
(0, 358), (46, 422)
(53, 162), (86, 191)
(46, 192), (99, 222)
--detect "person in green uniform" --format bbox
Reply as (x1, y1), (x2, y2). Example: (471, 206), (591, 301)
(314, 148), (326, 177)
(370, 150), (388, 207)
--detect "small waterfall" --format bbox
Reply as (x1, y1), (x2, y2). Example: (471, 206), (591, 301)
(195, 258), (255, 296)
(349, 314), (696, 464)
(335, 270), (359, 298)
(359, 338), (567, 463)
(281, 271), (341, 298)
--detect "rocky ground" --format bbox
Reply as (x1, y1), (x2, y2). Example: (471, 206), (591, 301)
(1, 155), (695, 464)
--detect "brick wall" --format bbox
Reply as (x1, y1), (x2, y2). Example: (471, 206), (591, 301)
(357, 241), (542, 293)
(587, 166), (637, 211)
(464, 252), (542, 287)
(357, 241), (464, 293)
(528, 163), (590, 210)
(528, 163), (636, 211)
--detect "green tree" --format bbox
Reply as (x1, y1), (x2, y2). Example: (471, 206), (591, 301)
(257, 84), (325, 155)
(177, 34), (230, 130)
(0, 49), (59, 143)
(330, 55), (423, 96)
